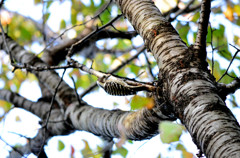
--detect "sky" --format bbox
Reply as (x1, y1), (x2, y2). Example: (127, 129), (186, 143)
(0, 0), (240, 158)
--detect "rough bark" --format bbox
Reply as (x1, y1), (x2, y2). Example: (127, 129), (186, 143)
(1, 0), (240, 157)
(114, 0), (240, 157)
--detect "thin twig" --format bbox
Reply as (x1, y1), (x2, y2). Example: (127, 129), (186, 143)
(41, 0), (47, 43)
(71, 76), (81, 106)
(170, 0), (195, 21)
(0, 136), (25, 157)
(143, 51), (155, 80)
(43, 69), (67, 128)
(217, 44), (240, 82)
(38, 69), (66, 157)
(67, 14), (122, 58)
(37, 0), (113, 56)
(0, 24), (14, 63)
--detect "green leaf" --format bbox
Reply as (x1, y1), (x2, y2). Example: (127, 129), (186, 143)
(191, 12), (200, 22)
(60, 19), (66, 30)
(99, 10), (112, 25)
(78, 74), (96, 89)
(34, 0), (41, 4)
(93, 54), (109, 72)
(112, 146), (128, 158)
(218, 50), (232, 60)
(129, 64), (141, 75)
(71, 8), (77, 25)
(113, 39), (132, 50)
(206, 26), (212, 44)
(176, 22), (190, 45)
(130, 95), (154, 110)
(176, 143), (186, 151)
(44, 12), (50, 22)
(58, 140), (65, 151)
(229, 95), (238, 107)
(212, 24), (227, 48)
(46, 1), (53, 9)
(0, 101), (12, 113)
(159, 121), (185, 144)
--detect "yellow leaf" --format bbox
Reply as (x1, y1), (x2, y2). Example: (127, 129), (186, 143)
(224, 5), (234, 21)
(15, 115), (21, 122)
(234, 5), (240, 16)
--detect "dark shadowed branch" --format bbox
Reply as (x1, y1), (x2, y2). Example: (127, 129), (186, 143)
(194, 0), (211, 52)
(217, 77), (240, 98)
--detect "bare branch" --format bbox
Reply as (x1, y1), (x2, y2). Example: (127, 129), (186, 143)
(217, 77), (240, 98)
(0, 89), (55, 119)
(42, 29), (136, 65)
(217, 44), (240, 82)
(9, 129), (49, 158)
(194, 0), (211, 52)
(67, 14), (122, 58)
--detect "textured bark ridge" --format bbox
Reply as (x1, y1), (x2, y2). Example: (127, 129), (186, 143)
(115, 0), (240, 157)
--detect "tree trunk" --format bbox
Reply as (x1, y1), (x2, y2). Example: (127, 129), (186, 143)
(1, 0), (240, 158)
(114, 0), (240, 157)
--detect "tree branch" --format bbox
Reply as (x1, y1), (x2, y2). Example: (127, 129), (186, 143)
(9, 129), (49, 158)
(194, 0), (211, 52)
(0, 33), (175, 145)
(42, 26), (136, 66)
(217, 78), (240, 99)
(114, 0), (240, 157)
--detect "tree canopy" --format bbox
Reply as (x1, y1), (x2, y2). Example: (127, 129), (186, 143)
(1, 0), (240, 158)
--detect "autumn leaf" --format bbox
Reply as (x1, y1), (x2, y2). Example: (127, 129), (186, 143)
(70, 145), (75, 158)
(224, 5), (234, 21)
